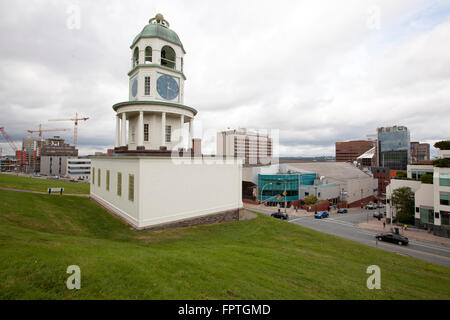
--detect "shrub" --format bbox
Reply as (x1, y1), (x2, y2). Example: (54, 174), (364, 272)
(433, 158), (450, 167)
(420, 173), (433, 184)
(396, 171), (407, 178)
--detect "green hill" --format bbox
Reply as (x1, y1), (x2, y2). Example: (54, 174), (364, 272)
(0, 189), (448, 299)
(0, 173), (89, 194)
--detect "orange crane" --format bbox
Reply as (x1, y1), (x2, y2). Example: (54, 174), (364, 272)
(48, 113), (89, 148)
(27, 124), (70, 141)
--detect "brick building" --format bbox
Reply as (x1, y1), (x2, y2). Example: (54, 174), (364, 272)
(335, 140), (375, 163)
(410, 141), (430, 163)
(370, 166), (391, 201)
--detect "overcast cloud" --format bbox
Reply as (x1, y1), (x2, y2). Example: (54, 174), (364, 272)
(0, 0), (449, 157)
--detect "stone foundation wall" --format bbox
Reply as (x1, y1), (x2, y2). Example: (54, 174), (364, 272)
(91, 196), (241, 232)
(415, 218), (450, 238)
(138, 209), (240, 231)
(433, 225), (450, 238)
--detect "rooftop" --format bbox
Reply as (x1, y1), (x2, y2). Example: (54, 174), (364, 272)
(130, 14), (185, 52)
(286, 162), (373, 182)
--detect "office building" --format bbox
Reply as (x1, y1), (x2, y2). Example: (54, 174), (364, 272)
(410, 142), (430, 163)
(66, 157), (91, 181)
(22, 137), (40, 173)
(377, 126), (410, 170)
(335, 140), (375, 163)
(40, 136), (78, 176)
(386, 146), (450, 238)
(217, 129), (273, 165)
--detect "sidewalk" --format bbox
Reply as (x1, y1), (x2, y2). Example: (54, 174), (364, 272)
(243, 202), (315, 217)
(358, 219), (450, 246)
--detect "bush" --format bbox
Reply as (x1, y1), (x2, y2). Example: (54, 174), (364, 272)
(434, 140), (450, 150)
(420, 173), (433, 184)
(396, 171), (407, 178)
(433, 158), (450, 167)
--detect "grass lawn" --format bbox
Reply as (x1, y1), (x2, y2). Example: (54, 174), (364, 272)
(0, 173), (89, 194)
(0, 189), (449, 299)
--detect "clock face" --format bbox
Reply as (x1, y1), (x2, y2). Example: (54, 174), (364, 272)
(131, 78), (138, 98)
(157, 74), (179, 100)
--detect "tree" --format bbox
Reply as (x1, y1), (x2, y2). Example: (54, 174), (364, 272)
(391, 187), (415, 224)
(434, 140), (450, 150)
(304, 195), (318, 205)
(420, 173), (433, 184)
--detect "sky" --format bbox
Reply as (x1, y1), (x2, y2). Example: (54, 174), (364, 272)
(0, 0), (449, 157)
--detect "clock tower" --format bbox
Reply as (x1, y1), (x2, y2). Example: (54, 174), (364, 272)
(114, 13), (197, 152)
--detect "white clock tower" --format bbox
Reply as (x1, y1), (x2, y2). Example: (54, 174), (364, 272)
(90, 14), (242, 230)
(114, 13), (197, 153)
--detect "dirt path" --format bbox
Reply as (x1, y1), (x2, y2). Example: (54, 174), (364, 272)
(0, 187), (89, 197)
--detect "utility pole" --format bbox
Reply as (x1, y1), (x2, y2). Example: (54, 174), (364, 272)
(284, 180), (287, 214)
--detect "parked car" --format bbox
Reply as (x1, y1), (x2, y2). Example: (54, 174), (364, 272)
(377, 203), (385, 208)
(271, 211), (288, 220)
(365, 203), (375, 210)
(337, 208), (348, 214)
(314, 211), (329, 219)
(375, 233), (409, 245)
(373, 212), (384, 219)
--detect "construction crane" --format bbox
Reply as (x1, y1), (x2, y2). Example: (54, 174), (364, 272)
(48, 112), (89, 148)
(0, 126), (19, 152)
(27, 124), (70, 141)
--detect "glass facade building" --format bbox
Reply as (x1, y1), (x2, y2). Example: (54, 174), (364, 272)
(377, 126), (410, 170)
(258, 173), (317, 202)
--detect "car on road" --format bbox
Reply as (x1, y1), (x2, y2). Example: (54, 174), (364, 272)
(365, 203), (376, 210)
(337, 208), (348, 214)
(375, 233), (409, 245)
(314, 211), (329, 219)
(373, 212), (385, 219)
(271, 211), (288, 220)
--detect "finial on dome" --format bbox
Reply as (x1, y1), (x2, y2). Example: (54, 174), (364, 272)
(149, 13), (170, 28)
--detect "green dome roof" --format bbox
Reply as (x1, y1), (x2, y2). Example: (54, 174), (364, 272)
(130, 19), (185, 53)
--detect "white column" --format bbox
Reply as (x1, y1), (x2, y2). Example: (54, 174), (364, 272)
(137, 111), (144, 147)
(115, 115), (120, 148)
(189, 118), (194, 149)
(161, 112), (166, 147)
(179, 114), (184, 147)
(121, 112), (127, 146)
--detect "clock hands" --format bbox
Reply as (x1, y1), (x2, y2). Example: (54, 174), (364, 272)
(159, 75), (178, 99)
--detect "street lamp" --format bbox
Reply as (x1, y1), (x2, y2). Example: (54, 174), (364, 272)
(259, 182), (274, 204)
(260, 178), (288, 214)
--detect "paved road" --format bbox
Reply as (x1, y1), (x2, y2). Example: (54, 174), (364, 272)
(256, 209), (450, 267)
